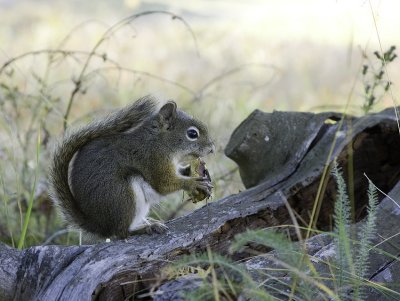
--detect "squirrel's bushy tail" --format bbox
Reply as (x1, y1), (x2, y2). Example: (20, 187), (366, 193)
(50, 96), (158, 230)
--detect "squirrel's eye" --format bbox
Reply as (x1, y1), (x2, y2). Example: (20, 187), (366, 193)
(186, 126), (199, 141)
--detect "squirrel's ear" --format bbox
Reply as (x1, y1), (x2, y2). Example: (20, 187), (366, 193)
(157, 101), (177, 128)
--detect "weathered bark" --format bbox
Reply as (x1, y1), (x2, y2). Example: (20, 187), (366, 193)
(154, 178), (400, 300)
(0, 243), (22, 301)
(0, 107), (399, 300)
(225, 107), (400, 192)
(226, 107), (400, 227)
(225, 109), (343, 188)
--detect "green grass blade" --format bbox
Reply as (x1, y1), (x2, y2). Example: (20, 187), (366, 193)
(17, 128), (41, 249)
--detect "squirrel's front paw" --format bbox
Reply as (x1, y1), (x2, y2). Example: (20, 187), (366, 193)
(185, 177), (213, 201)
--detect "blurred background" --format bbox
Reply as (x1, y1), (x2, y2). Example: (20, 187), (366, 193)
(0, 0), (399, 246)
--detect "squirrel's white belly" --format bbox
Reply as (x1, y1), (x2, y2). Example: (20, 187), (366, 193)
(128, 177), (162, 231)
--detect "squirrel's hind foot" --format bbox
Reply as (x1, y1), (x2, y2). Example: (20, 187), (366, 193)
(128, 218), (168, 236)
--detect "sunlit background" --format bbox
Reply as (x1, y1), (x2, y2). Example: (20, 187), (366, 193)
(1, 0), (399, 245)
(2, 2), (400, 111)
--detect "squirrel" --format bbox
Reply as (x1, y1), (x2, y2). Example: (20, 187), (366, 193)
(50, 96), (214, 240)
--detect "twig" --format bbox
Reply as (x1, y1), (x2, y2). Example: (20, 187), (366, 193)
(193, 63), (279, 102)
(0, 50), (117, 75)
(84, 66), (196, 96)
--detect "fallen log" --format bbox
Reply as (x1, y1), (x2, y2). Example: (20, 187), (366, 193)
(0, 107), (399, 300)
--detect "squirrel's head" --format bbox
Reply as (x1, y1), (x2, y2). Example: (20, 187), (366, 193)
(149, 101), (215, 163)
